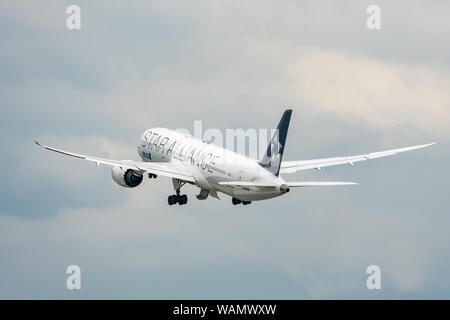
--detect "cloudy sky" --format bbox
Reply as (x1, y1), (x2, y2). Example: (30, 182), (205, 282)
(0, 0), (449, 299)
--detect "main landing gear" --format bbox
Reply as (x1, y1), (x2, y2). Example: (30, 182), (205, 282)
(232, 197), (251, 205)
(168, 180), (188, 205)
(148, 173), (157, 179)
(168, 193), (187, 205)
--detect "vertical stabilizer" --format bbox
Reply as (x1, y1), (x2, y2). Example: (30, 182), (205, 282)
(259, 109), (292, 176)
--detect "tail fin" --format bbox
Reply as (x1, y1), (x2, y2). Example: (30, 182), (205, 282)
(259, 109), (292, 176)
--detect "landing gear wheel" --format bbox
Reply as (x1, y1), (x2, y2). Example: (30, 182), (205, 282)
(168, 194), (187, 206)
(168, 195), (177, 205)
(232, 198), (251, 205)
(177, 194), (188, 205)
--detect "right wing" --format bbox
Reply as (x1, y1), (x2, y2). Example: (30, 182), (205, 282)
(35, 141), (196, 183)
(280, 142), (436, 174)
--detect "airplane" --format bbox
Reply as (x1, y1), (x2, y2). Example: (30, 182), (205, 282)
(35, 109), (435, 206)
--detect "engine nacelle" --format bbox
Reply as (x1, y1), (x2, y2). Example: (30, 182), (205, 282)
(111, 166), (143, 188)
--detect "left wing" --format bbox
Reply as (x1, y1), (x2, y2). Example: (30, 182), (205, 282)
(35, 141), (196, 183)
(280, 142), (436, 174)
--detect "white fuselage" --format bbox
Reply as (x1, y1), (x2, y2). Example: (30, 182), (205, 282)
(137, 128), (288, 201)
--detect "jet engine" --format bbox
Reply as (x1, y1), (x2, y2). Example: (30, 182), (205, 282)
(111, 166), (143, 188)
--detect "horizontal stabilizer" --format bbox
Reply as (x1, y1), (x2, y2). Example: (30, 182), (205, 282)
(218, 181), (277, 187)
(218, 181), (358, 188)
(287, 181), (358, 187)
